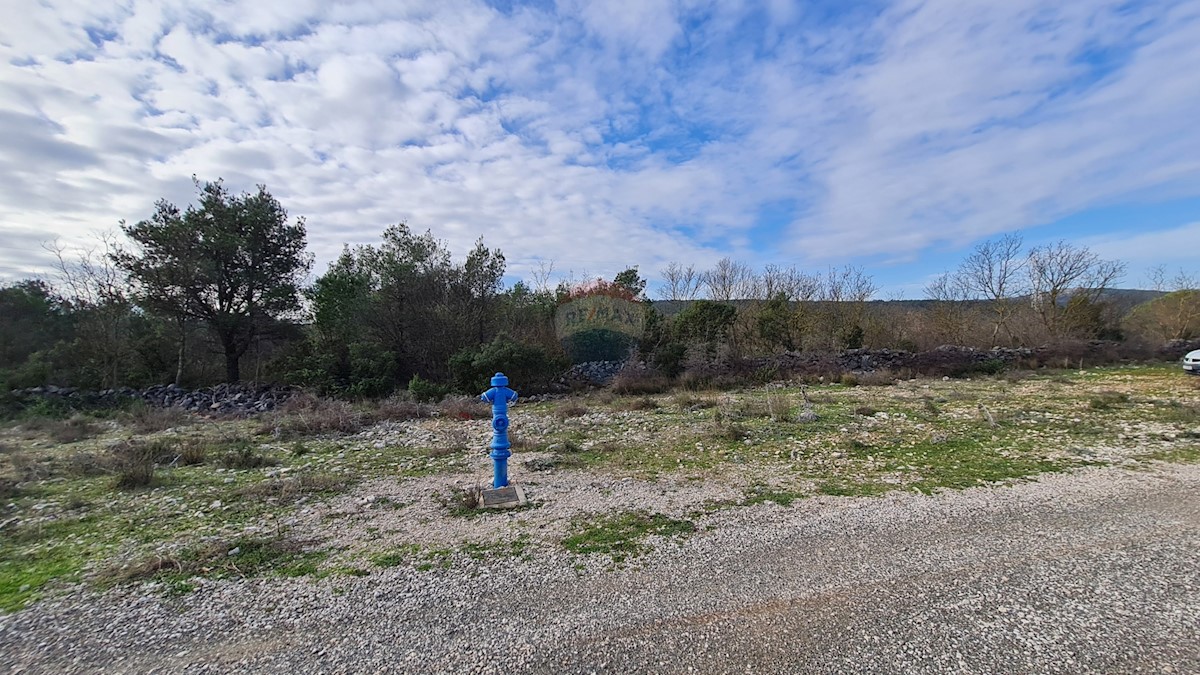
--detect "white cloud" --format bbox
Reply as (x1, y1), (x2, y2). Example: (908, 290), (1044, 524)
(0, 0), (1198, 292)
(1083, 221), (1200, 268)
(787, 0), (1200, 262)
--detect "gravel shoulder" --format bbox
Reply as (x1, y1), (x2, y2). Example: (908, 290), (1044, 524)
(3, 461), (1199, 674)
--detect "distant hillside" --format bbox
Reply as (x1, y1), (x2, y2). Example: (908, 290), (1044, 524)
(650, 289), (1166, 316)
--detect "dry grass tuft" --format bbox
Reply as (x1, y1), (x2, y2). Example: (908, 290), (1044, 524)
(856, 370), (900, 387)
(614, 397), (659, 412)
(260, 394), (364, 438)
(238, 473), (349, 501)
(437, 396), (489, 420)
(125, 405), (192, 434)
(216, 439), (279, 470)
(178, 439), (209, 466)
(428, 426), (471, 456)
(611, 371), (673, 395)
(47, 415), (102, 444)
(372, 397), (434, 422)
(440, 484), (482, 515)
(108, 440), (160, 489)
(0, 476), (20, 498)
(671, 393), (718, 411)
(555, 402), (589, 419)
(8, 451), (53, 482)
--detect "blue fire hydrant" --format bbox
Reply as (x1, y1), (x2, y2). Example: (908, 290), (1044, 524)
(481, 372), (518, 488)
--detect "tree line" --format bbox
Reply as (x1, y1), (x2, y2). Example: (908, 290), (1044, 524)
(1, 179), (1197, 396)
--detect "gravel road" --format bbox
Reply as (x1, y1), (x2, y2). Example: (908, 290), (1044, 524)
(3, 463), (1198, 674)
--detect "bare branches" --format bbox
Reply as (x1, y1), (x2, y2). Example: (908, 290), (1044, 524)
(658, 262), (702, 301)
(753, 264), (820, 301)
(702, 257), (755, 302)
(1027, 240), (1125, 338)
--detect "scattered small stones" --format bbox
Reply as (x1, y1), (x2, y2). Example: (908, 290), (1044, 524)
(1, 464), (1197, 673)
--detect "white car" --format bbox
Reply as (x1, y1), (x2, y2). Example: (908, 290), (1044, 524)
(1184, 349), (1200, 374)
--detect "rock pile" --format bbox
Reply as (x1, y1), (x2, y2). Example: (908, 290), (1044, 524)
(561, 360), (626, 386)
(6, 382), (295, 415)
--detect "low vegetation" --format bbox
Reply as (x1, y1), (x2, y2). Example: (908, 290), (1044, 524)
(2, 364), (1198, 612)
(562, 511), (697, 561)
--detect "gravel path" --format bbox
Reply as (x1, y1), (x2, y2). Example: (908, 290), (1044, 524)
(3, 463), (1198, 674)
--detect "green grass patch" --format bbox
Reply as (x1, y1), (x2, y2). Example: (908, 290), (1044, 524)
(370, 544), (453, 571)
(1137, 445), (1200, 464)
(97, 535), (326, 586)
(460, 538), (531, 561)
(741, 485), (804, 507)
(562, 511), (696, 561)
(816, 480), (891, 497)
(1088, 391), (1131, 410)
(0, 518), (89, 612)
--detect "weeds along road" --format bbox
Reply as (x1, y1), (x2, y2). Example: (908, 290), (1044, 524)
(3, 463), (1199, 674)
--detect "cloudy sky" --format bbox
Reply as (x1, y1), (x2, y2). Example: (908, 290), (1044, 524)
(1, 0), (1199, 297)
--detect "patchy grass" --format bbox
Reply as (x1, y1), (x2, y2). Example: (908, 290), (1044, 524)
(1089, 390), (1132, 410)
(237, 473), (350, 503)
(817, 480), (892, 497)
(0, 517), (91, 611)
(741, 485), (805, 507)
(1137, 445), (1200, 464)
(3, 363), (1198, 612)
(214, 438), (279, 470)
(370, 544), (453, 571)
(98, 535), (325, 585)
(562, 511), (696, 561)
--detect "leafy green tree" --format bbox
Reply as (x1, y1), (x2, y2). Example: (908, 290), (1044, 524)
(305, 247), (375, 389)
(450, 238), (506, 345)
(674, 300), (738, 358)
(0, 280), (73, 387)
(756, 293), (799, 351)
(115, 179), (312, 382)
(301, 224), (516, 395)
(613, 267), (647, 300)
(449, 334), (568, 394)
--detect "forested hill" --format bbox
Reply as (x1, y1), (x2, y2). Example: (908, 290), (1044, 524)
(651, 288), (1166, 317)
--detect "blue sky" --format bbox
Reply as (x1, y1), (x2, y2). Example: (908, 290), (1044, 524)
(1, 0), (1198, 298)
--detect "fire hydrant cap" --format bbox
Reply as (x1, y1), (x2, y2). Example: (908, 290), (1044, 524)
(491, 372), (509, 387)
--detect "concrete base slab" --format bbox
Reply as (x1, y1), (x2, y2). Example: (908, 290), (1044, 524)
(479, 485), (527, 509)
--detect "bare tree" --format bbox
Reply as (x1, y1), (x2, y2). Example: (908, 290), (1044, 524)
(1148, 265), (1197, 294)
(754, 264), (820, 301)
(657, 262), (703, 301)
(957, 233), (1027, 345)
(529, 259), (557, 296)
(923, 271), (977, 346)
(47, 232), (136, 387)
(818, 266), (877, 303)
(1126, 267), (1198, 342)
(1026, 240), (1125, 339)
(702, 257), (755, 301)
(810, 266), (877, 349)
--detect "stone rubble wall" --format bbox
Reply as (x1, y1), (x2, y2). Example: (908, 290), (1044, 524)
(564, 339), (1200, 386)
(10, 340), (1197, 410)
(6, 382), (296, 415)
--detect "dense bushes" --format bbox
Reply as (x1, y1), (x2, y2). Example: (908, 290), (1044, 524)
(3, 224), (1194, 399)
(449, 335), (568, 394)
